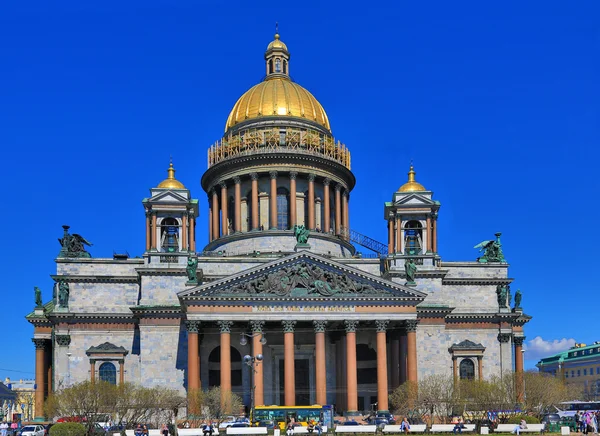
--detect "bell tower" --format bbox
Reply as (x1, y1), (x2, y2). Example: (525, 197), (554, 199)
(142, 160), (199, 256)
(384, 164), (440, 256)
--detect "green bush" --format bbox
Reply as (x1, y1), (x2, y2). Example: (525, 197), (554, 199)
(506, 415), (540, 424)
(49, 423), (87, 436)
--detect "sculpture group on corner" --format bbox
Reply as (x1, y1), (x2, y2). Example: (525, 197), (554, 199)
(474, 232), (506, 263)
(58, 225), (93, 258)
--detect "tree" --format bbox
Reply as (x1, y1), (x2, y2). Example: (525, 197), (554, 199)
(45, 381), (119, 435)
(389, 376), (454, 423)
(187, 387), (242, 426)
(46, 381), (185, 435)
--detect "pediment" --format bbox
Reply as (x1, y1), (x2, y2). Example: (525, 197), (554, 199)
(394, 193), (436, 206)
(149, 190), (189, 203)
(179, 251), (426, 302)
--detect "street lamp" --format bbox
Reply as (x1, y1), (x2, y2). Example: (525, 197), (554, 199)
(243, 354), (264, 425)
(240, 332), (267, 346)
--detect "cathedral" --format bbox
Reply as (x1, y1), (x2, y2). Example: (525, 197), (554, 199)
(27, 33), (529, 420)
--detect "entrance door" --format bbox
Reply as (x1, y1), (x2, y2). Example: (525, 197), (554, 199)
(278, 358), (311, 405)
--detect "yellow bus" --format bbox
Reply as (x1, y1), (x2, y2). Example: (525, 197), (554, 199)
(253, 405), (333, 430)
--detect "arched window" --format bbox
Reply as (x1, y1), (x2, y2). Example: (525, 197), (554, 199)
(459, 359), (475, 380)
(283, 60), (288, 74)
(208, 346), (243, 389)
(275, 58), (281, 73)
(404, 220), (423, 255)
(160, 218), (179, 252)
(99, 362), (117, 385)
(277, 187), (289, 230)
(268, 59), (273, 74)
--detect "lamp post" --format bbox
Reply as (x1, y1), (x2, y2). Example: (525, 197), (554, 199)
(243, 354), (263, 425)
(239, 333), (267, 346)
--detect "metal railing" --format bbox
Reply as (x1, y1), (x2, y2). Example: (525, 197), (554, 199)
(340, 227), (388, 255)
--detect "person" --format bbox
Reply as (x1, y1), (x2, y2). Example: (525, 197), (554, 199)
(315, 418), (323, 436)
(161, 424), (169, 436)
(512, 419), (527, 435)
(142, 425), (149, 436)
(400, 417), (410, 434)
(286, 418), (295, 436)
(203, 421), (214, 436)
(307, 419), (315, 434)
(0, 422), (7, 436)
(134, 425), (143, 436)
(453, 418), (464, 435)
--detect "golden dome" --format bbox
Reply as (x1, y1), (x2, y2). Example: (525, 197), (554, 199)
(399, 164), (427, 192)
(267, 33), (288, 51)
(225, 77), (331, 133)
(157, 161), (185, 189)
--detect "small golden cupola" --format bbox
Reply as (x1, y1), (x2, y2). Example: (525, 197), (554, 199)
(265, 31), (290, 77)
(398, 164), (427, 192)
(157, 160), (186, 189)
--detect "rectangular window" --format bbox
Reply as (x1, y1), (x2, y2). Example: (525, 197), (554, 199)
(566, 372), (569, 378)
(578, 370), (581, 376)
(597, 367), (600, 375)
(584, 369), (587, 376)
(571, 370), (575, 377)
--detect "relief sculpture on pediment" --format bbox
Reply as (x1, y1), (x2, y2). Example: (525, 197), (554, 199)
(226, 262), (379, 297)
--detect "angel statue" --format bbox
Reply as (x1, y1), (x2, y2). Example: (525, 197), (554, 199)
(186, 256), (199, 284)
(293, 224), (310, 245)
(34, 286), (43, 308)
(514, 289), (522, 309)
(474, 232), (506, 263)
(58, 225), (92, 258)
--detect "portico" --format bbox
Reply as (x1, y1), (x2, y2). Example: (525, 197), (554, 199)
(180, 251), (424, 412)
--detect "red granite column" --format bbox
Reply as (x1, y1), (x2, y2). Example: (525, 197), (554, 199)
(220, 182), (229, 236)
(289, 172), (297, 227)
(208, 198), (213, 242)
(345, 320), (358, 412)
(212, 189), (220, 240)
(283, 320), (296, 406)
(270, 171), (278, 229)
(388, 214), (394, 254)
(182, 213), (188, 251)
(376, 320), (389, 412)
(515, 336), (525, 403)
(189, 214), (196, 252)
(335, 184), (342, 235)
(426, 214), (432, 252)
(314, 321), (328, 405)
(234, 176), (241, 233)
(432, 212), (438, 253)
(323, 179), (331, 233)
(251, 321), (265, 406)
(406, 320), (418, 384)
(251, 173), (259, 230)
(187, 321), (200, 393)
(308, 174), (316, 230)
(33, 339), (47, 420)
(151, 212), (157, 250)
(145, 210), (151, 251)
(218, 321), (233, 410)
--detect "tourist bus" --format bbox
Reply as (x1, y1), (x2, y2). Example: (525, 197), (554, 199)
(253, 405), (333, 430)
(555, 401), (600, 417)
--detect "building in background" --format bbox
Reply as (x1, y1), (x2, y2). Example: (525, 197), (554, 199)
(537, 342), (600, 400)
(27, 32), (530, 420)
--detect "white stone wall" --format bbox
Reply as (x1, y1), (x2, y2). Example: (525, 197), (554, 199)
(68, 282), (138, 313)
(56, 330), (139, 387)
(139, 275), (188, 306)
(139, 324), (186, 392)
(417, 324), (502, 380)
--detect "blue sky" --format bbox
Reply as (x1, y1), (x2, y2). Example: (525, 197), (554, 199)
(1, 1), (598, 377)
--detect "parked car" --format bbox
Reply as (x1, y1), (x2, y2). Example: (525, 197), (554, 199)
(20, 426), (45, 436)
(219, 417), (247, 429)
(376, 413), (396, 425)
(541, 414), (561, 425)
(256, 420), (275, 429)
(366, 417), (388, 429)
(230, 423), (249, 428)
(343, 421), (361, 426)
